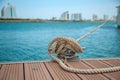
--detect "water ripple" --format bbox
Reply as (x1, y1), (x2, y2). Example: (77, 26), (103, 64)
(0, 22), (120, 62)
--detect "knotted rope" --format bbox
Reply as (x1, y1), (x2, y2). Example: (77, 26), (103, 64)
(48, 21), (120, 74)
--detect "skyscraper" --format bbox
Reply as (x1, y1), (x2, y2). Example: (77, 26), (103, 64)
(112, 16), (116, 22)
(71, 13), (82, 21)
(103, 15), (109, 21)
(116, 6), (120, 28)
(92, 14), (98, 21)
(1, 3), (17, 18)
(60, 11), (69, 20)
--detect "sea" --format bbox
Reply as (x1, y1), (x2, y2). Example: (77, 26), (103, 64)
(0, 22), (120, 62)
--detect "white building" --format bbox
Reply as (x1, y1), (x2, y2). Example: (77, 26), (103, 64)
(92, 14), (98, 21)
(116, 6), (120, 28)
(60, 11), (69, 20)
(1, 3), (17, 18)
(103, 15), (109, 21)
(71, 13), (82, 21)
(112, 16), (116, 22)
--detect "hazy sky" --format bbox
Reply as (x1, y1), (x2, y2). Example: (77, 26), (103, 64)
(0, 0), (120, 19)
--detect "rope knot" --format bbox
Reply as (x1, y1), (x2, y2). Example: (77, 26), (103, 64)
(48, 37), (83, 59)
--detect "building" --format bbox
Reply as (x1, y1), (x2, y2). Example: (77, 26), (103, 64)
(116, 6), (120, 28)
(112, 16), (116, 22)
(92, 14), (98, 21)
(71, 13), (82, 21)
(103, 15), (109, 21)
(1, 3), (17, 18)
(51, 17), (57, 20)
(60, 11), (69, 20)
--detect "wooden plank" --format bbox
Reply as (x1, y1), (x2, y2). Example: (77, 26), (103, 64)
(0, 64), (2, 69)
(0, 59), (120, 80)
(0, 63), (24, 80)
(100, 59), (120, 66)
(83, 60), (120, 80)
(24, 62), (52, 80)
(68, 61), (109, 80)
(45, 62), (81, 80)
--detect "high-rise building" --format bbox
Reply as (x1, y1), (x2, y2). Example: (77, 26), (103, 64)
(71, 13), (82, 21)
(60, 11), (69, 20)
(112, 16), (116, 22)
(92, 14), (98, 21)
(103, 15), (109, 21)
(116, 6), (120, 28)
(1, 3), (17, 18)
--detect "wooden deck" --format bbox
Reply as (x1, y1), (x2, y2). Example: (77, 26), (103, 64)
(0, 58), (120, 80)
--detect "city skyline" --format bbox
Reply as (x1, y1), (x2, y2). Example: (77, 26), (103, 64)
(0, 0), (120, 19)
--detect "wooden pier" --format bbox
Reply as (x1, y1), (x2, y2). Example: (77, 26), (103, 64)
(0, 58), (120, 80)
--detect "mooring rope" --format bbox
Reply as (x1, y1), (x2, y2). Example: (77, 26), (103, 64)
(48, 21), (120, 74)
(48, 51), (120, 74)
(76, 21), (108, 42)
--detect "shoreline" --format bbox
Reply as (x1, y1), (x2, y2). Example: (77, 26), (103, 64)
(0, 19), (112, 23)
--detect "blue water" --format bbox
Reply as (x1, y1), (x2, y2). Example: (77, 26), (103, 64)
(0, 22), (120, 62)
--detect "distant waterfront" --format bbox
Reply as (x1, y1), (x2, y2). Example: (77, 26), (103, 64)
(0, 18), (114, 23)
(0, 22), (120, 62)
